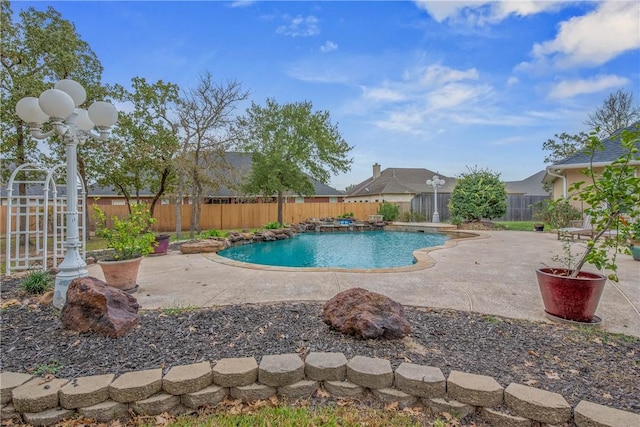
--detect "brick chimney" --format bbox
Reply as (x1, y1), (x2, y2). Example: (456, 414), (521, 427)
(373, 163), (381, 179)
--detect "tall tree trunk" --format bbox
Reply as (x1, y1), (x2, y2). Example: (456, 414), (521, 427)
(277, 191), (284, 226)
(174, 173), (184, 239)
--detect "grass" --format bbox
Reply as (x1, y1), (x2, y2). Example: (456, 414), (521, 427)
(31, 360), (63, 376)
(22, 270), (54, 294)
(161, 303), (198, 316)
(123, 399), (460, 427)
(494, 221), (544, 232)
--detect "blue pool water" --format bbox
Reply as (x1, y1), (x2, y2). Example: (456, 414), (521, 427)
(218, 231), (448, 269)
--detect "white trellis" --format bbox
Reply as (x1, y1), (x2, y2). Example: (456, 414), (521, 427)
(4, 163), (86, 275)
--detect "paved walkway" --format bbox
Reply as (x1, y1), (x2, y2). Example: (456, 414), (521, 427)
(87, 230), (640, 337)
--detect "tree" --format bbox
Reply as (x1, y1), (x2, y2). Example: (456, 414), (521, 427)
(235, 98), (353, 226)
(542, 132), (588, 164)
(543, 90), (640, 164)
(89, 77), (180, 217)
(177, 72), (249, 237)
(1, 0), (104, 182)
(585, 89), (640, 138)
(448, 167), (507, 222)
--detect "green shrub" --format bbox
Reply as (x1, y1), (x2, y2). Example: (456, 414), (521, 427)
(402, 211), (426, 222)
(532, 199), (582, 229)
(449, 167), (507, 221)
(200, 229), (225, 238)
(264, 221), (282, 229)
(337, 212), (354, 219)
(93, 203), (157, 260)
(22, 270), (53, 294)
(377, 202), (399, 221)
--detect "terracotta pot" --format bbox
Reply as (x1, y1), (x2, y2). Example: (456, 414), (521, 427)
(98, 257), (142, 292)
(535, 267), (606, 323)
(151, 234), (170, 256)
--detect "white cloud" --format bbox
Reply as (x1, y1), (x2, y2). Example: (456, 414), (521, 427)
(529, 1), (640, 69)
(427, 82), (492, 110)
(507, 76), (519, 86)
(362, 86), (406, 102)
(353, 63), (495, 132)
(320, 41), (338, 53)
(414, 0), (563, 25)
(229, 1), (255, 8)
(548, 75), (630, 99)
(276, 15), (320, 37)
(418, 64), (479, 86)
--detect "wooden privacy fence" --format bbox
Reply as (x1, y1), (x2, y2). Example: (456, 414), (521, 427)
(1, 196), (551, 235)
(82, 202), (383, 232)
(410, 194), (550, 222)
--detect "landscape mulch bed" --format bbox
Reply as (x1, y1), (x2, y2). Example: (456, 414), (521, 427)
(1, 276), (638, 417)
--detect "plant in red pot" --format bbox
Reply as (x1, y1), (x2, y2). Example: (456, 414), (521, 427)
(93, 204), (157, 292)
(538, 125), (639, 323)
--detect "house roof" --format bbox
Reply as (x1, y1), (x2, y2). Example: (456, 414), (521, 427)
(347, 167), (456, 197)
(347, 166), (548, 198)
(88, 151), (344, 198)
(504, 170), (550, 196)
(3, 152), (344, 200)
(552, 122), (640, 167)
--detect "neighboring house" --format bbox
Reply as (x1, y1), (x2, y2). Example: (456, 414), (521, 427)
(543, 122), (640, 207)
(504, 170), (550, 196)
(345, 163), (456, 203)
(345, 163), (549, 221)
(89, 152), (345, 206)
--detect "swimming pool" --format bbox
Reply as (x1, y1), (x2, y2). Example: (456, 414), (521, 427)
(217, 231), (449, 269)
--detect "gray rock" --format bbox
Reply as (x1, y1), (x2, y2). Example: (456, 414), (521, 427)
(305, 352), (348, 381)
(346, 355), (393, 389)
(504, 383), (571, 425)
(258, 354), (304, 387)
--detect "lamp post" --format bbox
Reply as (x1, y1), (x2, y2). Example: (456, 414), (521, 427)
(426, 174), (445, 223)
(16, 79), (118, 309)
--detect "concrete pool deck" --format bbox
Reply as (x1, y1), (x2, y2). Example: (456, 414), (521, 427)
(87, 229), (640, 337)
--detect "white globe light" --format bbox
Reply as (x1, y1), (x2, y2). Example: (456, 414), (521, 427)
(88, 101), (118, 127)
(75, 108), (95, 131)
(38, 89), (75, 119)
(54, 79), (86, 107)
(16, 97), (49, 124)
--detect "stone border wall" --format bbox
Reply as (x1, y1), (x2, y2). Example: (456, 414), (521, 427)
(2, 353), (638, 426)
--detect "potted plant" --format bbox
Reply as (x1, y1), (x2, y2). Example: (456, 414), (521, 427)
(536, 126), (639, 323)
(93, 203), (157, 292)
(628, 220), (640, 261)
(151, 233), (171, 256)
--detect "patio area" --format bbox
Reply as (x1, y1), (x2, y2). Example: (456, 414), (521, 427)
(87, 229), (640, 337)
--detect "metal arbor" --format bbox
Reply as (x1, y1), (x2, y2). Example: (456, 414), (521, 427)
(4, 163), (86, 276)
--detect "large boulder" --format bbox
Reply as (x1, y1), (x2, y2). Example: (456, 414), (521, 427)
(322, 288), (411, 339)
(180, 239), (228, 254)
(60, 277), (140, 338)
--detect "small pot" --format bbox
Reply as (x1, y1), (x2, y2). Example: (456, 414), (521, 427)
(151, 234), (170, 256)
(98, 257), (142, 292)
(630, 244), (640, 261)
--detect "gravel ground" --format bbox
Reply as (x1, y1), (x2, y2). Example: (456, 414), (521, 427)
(1, 276), (639, 416)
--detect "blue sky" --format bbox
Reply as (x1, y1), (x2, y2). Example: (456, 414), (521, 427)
(14, 1), (640, 190)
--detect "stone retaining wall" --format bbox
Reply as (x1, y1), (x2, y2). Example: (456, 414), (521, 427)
(2, 353), (638, 426)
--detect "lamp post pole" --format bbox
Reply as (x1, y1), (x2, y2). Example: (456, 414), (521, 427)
(426, 175), (446, 223)
(16, 79), (118, 308)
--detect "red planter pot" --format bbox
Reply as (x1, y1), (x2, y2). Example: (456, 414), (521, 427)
(151, 234), (170, 256)
(535, 267), (606, 323)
